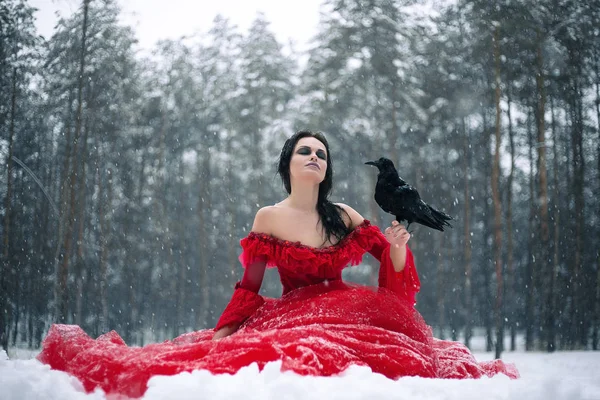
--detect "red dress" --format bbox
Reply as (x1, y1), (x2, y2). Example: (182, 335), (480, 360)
(38, 220), (518, 398)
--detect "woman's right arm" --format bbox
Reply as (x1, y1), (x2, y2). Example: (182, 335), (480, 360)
(211, 258), (267, 340)
(211, 208), (272, 340)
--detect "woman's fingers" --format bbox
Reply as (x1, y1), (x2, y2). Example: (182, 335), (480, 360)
(392, 225), (407, 235)
(392, 229), (411, 240)
(387, 222), (411, 243)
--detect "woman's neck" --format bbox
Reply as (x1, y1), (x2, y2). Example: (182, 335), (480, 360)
(286, 181), (320, 212)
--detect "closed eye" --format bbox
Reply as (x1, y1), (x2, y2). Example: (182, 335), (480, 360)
(297, 146), (327, 161)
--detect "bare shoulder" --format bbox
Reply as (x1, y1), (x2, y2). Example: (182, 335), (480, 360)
(251, 206), (278, 235)
(335, 203), (365, 230)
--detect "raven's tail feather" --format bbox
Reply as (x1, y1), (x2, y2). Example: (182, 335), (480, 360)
(431, 207), (453, 224)
(414, 215), (445, 231)
(414, 206), (453, 232)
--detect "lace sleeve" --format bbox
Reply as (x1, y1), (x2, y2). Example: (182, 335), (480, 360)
(214, 281), (265, 331)
(360, 224), (421, 305)
(215, 238), (268, 330)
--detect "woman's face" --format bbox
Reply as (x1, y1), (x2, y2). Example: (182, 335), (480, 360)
(289, 136), (328, 185)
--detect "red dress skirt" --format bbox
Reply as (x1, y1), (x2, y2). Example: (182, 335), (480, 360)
(38, 221), (518, 398)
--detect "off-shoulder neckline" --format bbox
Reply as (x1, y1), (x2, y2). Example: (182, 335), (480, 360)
(245, 219), (373, 252)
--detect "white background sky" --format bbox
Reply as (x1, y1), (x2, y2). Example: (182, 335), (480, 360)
(28, 0), (323, 51)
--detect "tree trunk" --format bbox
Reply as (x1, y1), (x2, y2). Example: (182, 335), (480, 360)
(506, 86), (516, 351)
(197, 151), (211, 328)
(37, 115), (55, 348)
(56, 0), (90, 323)
(156, 109), (176, 338)
(389, 81), (400, 168)
(436, 233), (446, 339)
(462, 116), (473, 349)
(251, 124), (264, 208)
(481, 101), (493, 353)
(1, 67), (17, 352)
(492, 27), (504, 359)
(546, 93), (560, 352)
(74, 117), (89, 327)
(123, 215), (137, 344)
(593, 46), (600, 351)
(571, 76), (585, 349)
(10, 171), (25, 347)
(594, 266), (600, 350)
(227, 140), (238, 289)
(53, 89), (74, 323)
(535, 30), (552, 352)
(30, 129), (48, 348)
(560, 91), (573, 347)
(175, 158), (187, 336)
(369, 140), (381, 286)
(97, 147), (110, 334)
(11, 272), (19, 347)
(27, 275), (34, 348)
(525, 106), (536, 351)
(130, 151), (148, 344)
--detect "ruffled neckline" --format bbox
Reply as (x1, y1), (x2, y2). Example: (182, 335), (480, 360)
(246, 219), (373, 253)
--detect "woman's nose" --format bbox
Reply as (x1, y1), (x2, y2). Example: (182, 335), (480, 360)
(309, 153), (317, 161)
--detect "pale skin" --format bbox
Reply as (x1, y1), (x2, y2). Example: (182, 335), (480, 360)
(212, 137), (411, 340)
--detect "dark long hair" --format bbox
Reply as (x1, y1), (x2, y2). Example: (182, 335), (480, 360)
(277, 130), (351, 245)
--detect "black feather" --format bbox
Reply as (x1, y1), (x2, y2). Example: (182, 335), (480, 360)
(365, 157), (453, 232)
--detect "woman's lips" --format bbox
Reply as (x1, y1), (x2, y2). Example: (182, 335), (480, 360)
(306, 162), (320, 170)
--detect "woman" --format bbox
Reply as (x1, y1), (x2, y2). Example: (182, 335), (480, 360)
(212, 130), (414, 340)
(38, 131), (518, 398)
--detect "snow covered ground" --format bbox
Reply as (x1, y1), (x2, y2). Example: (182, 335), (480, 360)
(1, 343), (599, 400)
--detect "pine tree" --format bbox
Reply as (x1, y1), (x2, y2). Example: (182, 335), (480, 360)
(0, 0), (42, 352)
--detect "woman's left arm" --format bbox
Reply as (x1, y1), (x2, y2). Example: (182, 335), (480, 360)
(383, 221), (411, 272)
(336, 203), (410, 272)
(337, 203), (420, 304)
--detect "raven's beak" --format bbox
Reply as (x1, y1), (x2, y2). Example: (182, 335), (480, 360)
(365, 161), (376, 166)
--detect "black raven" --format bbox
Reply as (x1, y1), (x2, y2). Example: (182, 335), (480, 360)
(365, 157), (453, 232)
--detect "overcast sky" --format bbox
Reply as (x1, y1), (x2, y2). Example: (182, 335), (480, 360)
(28, 0), (323, 51)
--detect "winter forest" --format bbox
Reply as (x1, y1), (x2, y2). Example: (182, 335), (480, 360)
(1, 0), (599, 362)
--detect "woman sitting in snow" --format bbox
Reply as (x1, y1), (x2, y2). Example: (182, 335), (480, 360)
(38, 130), (518, 398)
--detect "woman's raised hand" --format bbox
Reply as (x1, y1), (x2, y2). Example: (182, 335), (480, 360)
(384, 220), (411, 248)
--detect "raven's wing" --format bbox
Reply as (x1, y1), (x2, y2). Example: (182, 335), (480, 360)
(379, 181), (453, 231)
(396, 185), (420, 201)
(387, 172), (405, 187)
(374, 180), (400, 213)
(384, 185), (420, 221)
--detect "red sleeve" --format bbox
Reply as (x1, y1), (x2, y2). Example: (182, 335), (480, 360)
(214, 242), (268, 330)
(214, 279), (265, 331)
(365, 226), (421, 306)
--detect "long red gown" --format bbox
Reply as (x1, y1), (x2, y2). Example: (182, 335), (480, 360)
(37, 220), (518, 398)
